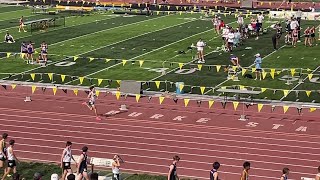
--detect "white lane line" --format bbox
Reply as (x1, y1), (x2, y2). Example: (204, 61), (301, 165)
(64, 18), (198, 85)
(1, 15), (169, 80)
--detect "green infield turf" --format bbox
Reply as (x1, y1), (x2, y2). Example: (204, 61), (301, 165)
(0, 6), (319, 103)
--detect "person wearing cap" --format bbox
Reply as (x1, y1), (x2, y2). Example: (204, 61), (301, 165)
(254, 53), (262, 80)
(112, 155), (123, 180)
(61, 141), (77, 180)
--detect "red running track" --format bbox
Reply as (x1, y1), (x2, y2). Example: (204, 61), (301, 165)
(0, 86), (320, 180)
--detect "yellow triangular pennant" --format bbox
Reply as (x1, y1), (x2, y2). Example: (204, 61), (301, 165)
(159, 96), (165, 104)
(216, 65), (221, 72)
(233, 102), (239, 110)
(30, 73), (35, 81)
(290, 69), (295, 76)
(79, 77), (84, 84)
(197, 64), (202, 71)
(61, 75), (66, 82)
(116, 80), (121, 85)
(179, 83), (184, 91)
(122, 60), (127, 66)
(283, 106), (289, 113)
(262, 71), (267, 79)
(96, 90), (100, 97)
(239, 85), (245, 90)
(98, 79), (103, 86)
(11, 84), (16, 90)
(73, 56), (78, 61)
(135, 94), (141, 102)
(252, 68), (256, 73)
(89, 57), (94, 62)
(261, 88), (267, 93)
(178, 63), (183, 70)
(200, 87), (205, 95)
(73, 89), (78, 96)
(306, 91), (311, 97)
(208, 100), (214, 108)
(310, 107), (316, 112)
(270, 69), (275, 79)
(139, 60), (144, 67)
(115, 91), (121, 100)
(47, 73), (53, 81)
(32, 86), (36, 94)
(155, 81), (160, 89)
(308, 74), (313, 80)
(184, 99), (190, 107)
(6, 52), (11, 58)
(258, 104), (263, 112)
(241, 68), (247, 76)
(20, 53), (26, 59)
(52, 87), (57, 95)
(276, 71), (281, 75)
(283, 90), (289, 97)
(105, 58), (111, 63)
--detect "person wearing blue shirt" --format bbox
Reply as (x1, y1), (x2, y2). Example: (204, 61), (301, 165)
(254, 53), (262, 80)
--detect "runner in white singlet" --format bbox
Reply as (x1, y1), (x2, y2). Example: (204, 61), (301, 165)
(82, 86), (101, 120)
(61, 141), (77, 180)
(1, 140), (19, 180)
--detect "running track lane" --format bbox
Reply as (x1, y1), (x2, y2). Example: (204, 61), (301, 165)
(0, 86), (320, 179)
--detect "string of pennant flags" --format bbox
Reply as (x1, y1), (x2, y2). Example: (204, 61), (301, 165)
(0, 83), (318, 114)
(3, 52), (318, 76)
(2, 72), (320, 98)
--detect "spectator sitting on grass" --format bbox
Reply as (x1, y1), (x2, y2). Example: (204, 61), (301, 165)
(4, 32), (15, 43)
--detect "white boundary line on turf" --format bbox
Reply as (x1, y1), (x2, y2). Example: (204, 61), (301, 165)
(279, 25), (320, 101)
(148, 21), (238, 82)
(1, 15), (169, 79)
(64, 18), (200, 85)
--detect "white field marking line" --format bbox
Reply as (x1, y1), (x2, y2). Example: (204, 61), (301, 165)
(1, 15), (169, 79)
(7, 132), (319, 173)
(0, 14), (110, 34)
(1, 99), (319, 140)
(214, 44), (287, 89)
(2, 115), (320, 152)
(0, 16), (118, 60)
(279, 24), (320, 101)
(64, 18), (199, 84)
(148, 20), (238, 82)
(7, 124), (320, 158)
(0, 9), (29, 16)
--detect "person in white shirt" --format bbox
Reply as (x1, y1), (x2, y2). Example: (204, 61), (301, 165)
(222, 26), (229, 48)
(61, 141), (77, 180)
(256, 13), (264, 40)
(211, 16), (221, 35)
(290, 17), (299, 33)
(1, 140), (20, 180)
(237, 15), (244, 31)
(196, 38), (206, 63)
(227, 29), (235, 52)
(4, 32), (15, 43)
(112, 155), (123, 180)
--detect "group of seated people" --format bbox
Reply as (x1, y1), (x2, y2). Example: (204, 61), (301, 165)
(20, 41), (48, 65)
